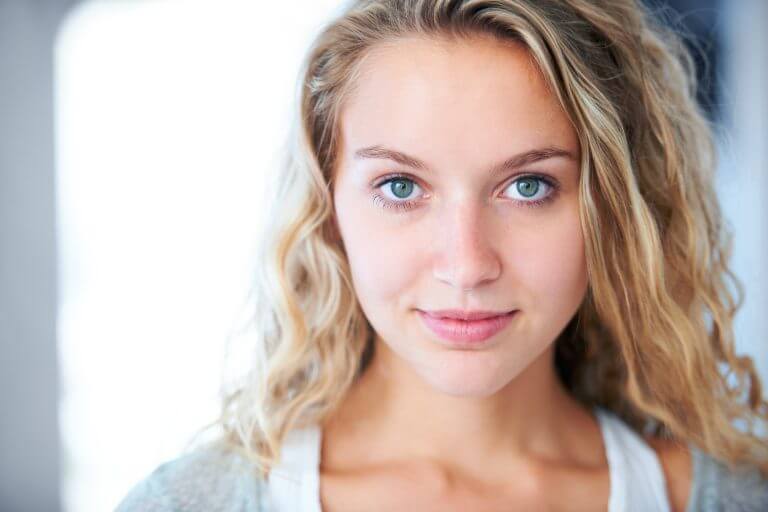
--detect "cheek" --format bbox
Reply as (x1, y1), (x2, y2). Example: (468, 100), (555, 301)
(334, 197), (423, 307)
(510, 207), (587, 312)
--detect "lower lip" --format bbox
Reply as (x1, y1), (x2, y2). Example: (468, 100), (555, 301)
(417, 310), (517, 345)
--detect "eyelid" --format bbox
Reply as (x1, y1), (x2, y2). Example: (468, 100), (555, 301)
(499, 172), (559, 192)
(372, 172), (426, 190)
(373, 170), (558, 189)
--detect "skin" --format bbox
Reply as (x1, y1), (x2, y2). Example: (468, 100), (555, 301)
(324, 34), (690, 511)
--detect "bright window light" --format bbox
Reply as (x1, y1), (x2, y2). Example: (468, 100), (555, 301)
(55, 1), (342, 510)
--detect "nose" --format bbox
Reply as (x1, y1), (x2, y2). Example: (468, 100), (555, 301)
(432, 202), (502, 291)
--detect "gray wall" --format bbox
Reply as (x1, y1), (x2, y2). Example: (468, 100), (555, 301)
(0, 1), (78, 510)
(723, 0), (768, 379)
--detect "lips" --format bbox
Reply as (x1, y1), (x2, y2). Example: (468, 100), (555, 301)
(422, 309), (513, 321)
(417, 309), (517, 345)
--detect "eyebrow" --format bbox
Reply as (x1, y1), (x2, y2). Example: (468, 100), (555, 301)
(353, 145), (576, 174)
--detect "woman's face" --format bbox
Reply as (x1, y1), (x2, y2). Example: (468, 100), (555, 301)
(332, 35), (587, 397)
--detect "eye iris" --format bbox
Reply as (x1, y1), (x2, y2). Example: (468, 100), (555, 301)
(390, 179), (413, 199)
(516, 178), (539, 198)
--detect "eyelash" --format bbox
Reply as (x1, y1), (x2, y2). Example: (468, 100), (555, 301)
(370, 173), (560, 212)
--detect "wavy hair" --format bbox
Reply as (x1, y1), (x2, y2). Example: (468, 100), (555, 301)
(204, 0), (768, 478)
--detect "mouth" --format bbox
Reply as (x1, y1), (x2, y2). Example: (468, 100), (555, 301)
(419, 309), (515, 321)
(416, 309), (518, 345)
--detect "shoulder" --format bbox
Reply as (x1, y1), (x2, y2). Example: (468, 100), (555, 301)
(647, 437), (768, 512)
(115, 442), (269, 511)
(685, 445), (768, 512)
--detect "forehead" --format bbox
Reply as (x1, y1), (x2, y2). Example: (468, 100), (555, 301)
(337, 35), (578, 168)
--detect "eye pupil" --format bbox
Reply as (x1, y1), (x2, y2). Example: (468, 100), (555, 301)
(390, 179), (413, 199)
(516, 178), (539, 198)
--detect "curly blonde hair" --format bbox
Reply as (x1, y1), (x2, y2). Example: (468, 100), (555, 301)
(204, 0), (768, 478)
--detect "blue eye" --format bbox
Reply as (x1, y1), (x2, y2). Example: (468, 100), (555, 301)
(370, 176), (423, 212)
(503, 176), (556, 206)
(370, 173), (559, 213)
(380, 177), (421, 201)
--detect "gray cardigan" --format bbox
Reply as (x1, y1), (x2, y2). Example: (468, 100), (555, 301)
(116, 443), (768, 511)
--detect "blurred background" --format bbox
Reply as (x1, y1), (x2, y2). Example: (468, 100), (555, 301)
(0, 0), (765, 510)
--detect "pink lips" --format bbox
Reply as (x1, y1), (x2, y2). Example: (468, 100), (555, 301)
(417, 309), (517, 345)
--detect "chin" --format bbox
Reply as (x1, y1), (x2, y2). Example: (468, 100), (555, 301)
(417, 359), (514, 398)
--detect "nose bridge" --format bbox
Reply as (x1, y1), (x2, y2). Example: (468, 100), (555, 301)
(433, 199), (501, 290)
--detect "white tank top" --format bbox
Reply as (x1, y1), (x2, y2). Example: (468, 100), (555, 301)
(266, 406), (671, 511)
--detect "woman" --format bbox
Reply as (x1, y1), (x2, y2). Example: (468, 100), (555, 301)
(117, 0), (768, 510)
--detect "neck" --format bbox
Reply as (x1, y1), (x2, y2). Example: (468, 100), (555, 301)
(321, 338), (604, 476)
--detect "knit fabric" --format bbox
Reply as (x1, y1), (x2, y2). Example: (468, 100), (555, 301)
(116, 424), (768, 511)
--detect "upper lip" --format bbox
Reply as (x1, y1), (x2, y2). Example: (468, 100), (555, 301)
(420, 309), (515, 321)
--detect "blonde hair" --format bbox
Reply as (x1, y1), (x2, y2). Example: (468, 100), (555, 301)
(207, 0), (768, 478)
